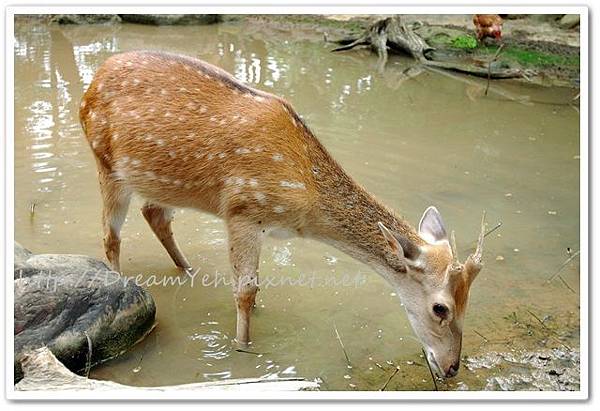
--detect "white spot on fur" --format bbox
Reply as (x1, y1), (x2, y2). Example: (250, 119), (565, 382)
(156, 139), (165, 146)
(273, 206), (285, 214)
(209, 116), (217, 122)
(218, 152), (227, 159)
(280, 180), (306, 190)
(235, 148), (251, 155)
(272, 153), (284, 162)
(248, 178), (258, 187)
(161, 89), (167, 95)
(133, 78), (140, 85)
(254, 192), (267, 205)
(200, 106), (207, 113)
(80, 100), (86, 109)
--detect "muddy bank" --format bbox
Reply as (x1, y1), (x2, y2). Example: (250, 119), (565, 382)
(14, 13), (580, 87)
(244, 14), (580, 87)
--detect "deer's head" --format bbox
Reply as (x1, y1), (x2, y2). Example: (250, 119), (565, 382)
(378, 207), (485, 378)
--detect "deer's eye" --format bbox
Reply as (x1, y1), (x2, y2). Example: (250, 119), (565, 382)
(432, 303), (449, 319)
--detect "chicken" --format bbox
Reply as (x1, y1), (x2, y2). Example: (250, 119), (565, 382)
(473, 14), (503, 42)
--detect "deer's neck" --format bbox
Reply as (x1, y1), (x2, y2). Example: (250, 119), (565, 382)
(309, 168), (423, 272)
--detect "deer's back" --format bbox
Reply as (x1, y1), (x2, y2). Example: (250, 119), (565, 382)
(79, 51), (340, 226)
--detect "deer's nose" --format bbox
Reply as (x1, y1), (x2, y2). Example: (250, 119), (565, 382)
(445, 360), (460, 378)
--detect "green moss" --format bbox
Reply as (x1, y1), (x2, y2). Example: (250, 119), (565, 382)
(482, 46), (580, 68)
(451, 35), (478, 50)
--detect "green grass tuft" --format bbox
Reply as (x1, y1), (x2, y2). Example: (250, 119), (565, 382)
(451, 35), (478, 50)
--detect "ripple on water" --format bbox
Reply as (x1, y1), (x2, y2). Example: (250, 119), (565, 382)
(188, 326), (232, 361)
(272, 246), (292, 266)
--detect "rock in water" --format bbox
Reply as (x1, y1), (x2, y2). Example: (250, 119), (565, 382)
(50, 14), (122, 25)
(118, 14), (221, 25)
(14, 244), (156, 383)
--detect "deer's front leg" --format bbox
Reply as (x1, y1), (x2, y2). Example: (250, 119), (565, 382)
(227, 218), (261, 346)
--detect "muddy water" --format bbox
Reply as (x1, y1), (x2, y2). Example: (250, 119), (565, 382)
(13, 19), (581, 391)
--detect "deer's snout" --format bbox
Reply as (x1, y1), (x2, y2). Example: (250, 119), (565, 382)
(445, 359), (460, 378)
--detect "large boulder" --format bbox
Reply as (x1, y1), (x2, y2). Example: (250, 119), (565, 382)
(50, 14), (122, 25)
(119, 14), (221, 25)
(14, 243), (156, 383)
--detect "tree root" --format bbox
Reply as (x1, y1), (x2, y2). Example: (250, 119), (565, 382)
(331, 16), (524, 79)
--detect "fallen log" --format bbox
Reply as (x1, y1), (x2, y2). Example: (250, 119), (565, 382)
(15, 347), (320, 392)
(332, 16), (524, 79)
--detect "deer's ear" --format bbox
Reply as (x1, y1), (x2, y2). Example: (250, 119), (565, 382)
(378, 222), (421, 262)
(419, 206), (448, 244)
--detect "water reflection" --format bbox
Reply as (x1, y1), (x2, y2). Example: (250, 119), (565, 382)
(14, 19), (580, 391)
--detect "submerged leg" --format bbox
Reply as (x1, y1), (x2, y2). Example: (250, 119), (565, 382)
(227, 217), (261, 346)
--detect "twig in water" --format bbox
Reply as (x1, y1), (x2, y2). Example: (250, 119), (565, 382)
(379, 366), (400, 391)
(558, 275), (577, 294)
(526, 309), (549, 330)
(333, 322), (351, 366)
(485, 44), (505, 96)
(474, 330), (489, 343)
(483, 221), (503, 238)
(526, 309), (572, 351)
(235, 348), (266, 356)
(463, 221), (502, 253)
(83, 331), (93, 378)
(545, 250), (580, 284)
(422, 348), (438, 391)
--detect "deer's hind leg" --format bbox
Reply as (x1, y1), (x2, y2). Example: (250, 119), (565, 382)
(227, 217), (262, 346)
(141, 202), (191, 270)
(98, 168), (131, 272)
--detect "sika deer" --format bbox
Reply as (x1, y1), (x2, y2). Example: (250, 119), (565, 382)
(80, 50), (486, 378)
